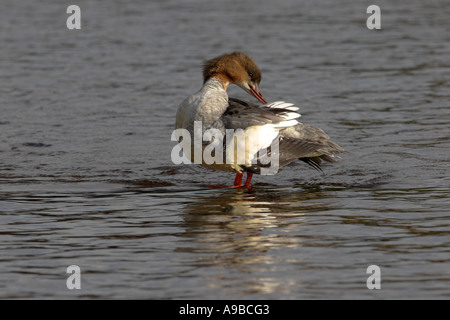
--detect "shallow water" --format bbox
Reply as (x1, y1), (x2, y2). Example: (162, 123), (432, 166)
(0, 0), (449, 299)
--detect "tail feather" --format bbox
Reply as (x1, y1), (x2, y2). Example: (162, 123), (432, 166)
(279, 123), (345, 171)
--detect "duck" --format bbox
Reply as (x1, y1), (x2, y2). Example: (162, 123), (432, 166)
(175, 51), (344, 188)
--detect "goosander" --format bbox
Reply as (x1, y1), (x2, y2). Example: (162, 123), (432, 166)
(175, 51), (344, 188)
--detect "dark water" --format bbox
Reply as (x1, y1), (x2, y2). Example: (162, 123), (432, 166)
(0, 0), (449, 299)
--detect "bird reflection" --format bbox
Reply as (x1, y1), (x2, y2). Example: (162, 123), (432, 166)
(177, 185), (332, 295)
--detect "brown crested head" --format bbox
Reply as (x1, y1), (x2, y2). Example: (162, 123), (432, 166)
(202, 51), (267, 104)
(203, 51), (261, 84)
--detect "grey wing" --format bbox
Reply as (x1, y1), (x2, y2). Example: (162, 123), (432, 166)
(221, 97), (296, 129)
(239, 123), (345, 174)
(279, 124), (345, 171)
(220, 97), (345, 173)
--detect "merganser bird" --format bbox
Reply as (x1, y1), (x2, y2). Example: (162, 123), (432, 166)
(175, 51), (344, 188)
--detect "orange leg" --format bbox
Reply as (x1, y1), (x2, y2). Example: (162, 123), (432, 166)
(243, 173), (253, 188)
(234, 173), (243, 187)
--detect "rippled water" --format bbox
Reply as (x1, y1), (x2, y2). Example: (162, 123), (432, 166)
(0, 0), (449, 299)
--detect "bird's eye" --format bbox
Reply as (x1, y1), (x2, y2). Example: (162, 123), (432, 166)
(248, 72), (253, 78)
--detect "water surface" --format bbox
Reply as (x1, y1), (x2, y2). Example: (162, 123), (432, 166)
(0, 0), (449, 299)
